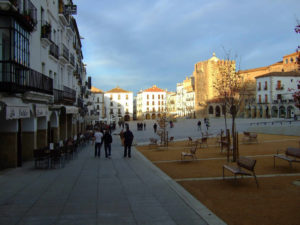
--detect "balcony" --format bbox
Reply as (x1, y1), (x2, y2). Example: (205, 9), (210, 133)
(59, 43), (69, 64)
(0, 61), (53, 95)
(63, 85), (76, 104)
(0, 0), (37, 32)
(58, 0), (69, 26)
(69, 53), (75, 67)
(49, 41), (59, 60)
(41, 20), (51, 47)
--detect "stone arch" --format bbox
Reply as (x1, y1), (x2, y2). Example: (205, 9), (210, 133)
(271, 106), (278, 118)
(208, 106), (214, 115)
(215, 105), (221, 117)
(279, 106), (286, 118)
(286, 105), (294, 118)
(151, 114), (156, 120)
(145, 113), (150, 120)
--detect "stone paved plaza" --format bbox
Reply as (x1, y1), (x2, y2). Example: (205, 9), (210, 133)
(0, 118), (299, 225)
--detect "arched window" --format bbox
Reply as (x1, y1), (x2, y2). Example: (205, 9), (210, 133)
(208, 106), (214, 114)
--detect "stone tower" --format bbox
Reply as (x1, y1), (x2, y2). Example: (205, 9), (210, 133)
(193, 53), (235, 117)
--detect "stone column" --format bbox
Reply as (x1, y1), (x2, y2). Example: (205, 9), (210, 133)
(22, 117), (36, 162)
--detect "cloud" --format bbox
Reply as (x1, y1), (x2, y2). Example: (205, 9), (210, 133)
(74, 0), (300, 94)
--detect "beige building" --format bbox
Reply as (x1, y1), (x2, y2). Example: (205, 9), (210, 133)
(192, 53), (235, 117)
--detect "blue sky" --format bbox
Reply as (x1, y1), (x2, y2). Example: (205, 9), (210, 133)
(74, 0), (300, 94)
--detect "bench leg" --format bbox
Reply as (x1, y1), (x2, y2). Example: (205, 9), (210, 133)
(253, 172), (259, 188)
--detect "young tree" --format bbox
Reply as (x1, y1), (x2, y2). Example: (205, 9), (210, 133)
(212, 51), (250, 162)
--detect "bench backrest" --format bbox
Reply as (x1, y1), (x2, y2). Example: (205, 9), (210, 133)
(237, 156), (256, 171)
(286, 148), (300, 158)
(190, 141), (199, 154)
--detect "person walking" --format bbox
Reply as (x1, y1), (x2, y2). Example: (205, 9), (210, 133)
(103, 129), (113, 158)
(205, 118), (210, 131)
(197, 120), (202, 131)
(123, 124), (134, 158)
(93, 128), (103, 158)
(153, 123), (157, 133)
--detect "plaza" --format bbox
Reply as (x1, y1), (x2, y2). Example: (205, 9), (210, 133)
(0, 118), (299, 225)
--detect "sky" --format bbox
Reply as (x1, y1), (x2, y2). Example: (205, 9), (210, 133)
(73, 0), (300, 94)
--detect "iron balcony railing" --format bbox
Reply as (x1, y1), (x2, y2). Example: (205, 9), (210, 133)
(60, 43), (69, 61)
(49, 41), (59, 59)
(63, 85), (76, 103)
(0, 61), (53, 95)
(70, 53), (75, 66)
(53, 89), (63, 104)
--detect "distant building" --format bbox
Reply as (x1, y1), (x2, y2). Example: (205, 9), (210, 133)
(104, 87), (133, 123)
(176, 76), (195, 118)
(136, 85), (166, 120)
(248, 71), (300, 118)
(90, 86), (105, 122)
(192, 53), (235, 117)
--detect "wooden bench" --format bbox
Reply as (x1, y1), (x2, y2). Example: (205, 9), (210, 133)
(274, 147), (300, 168)
(223, 156), (259, 187)
(181, 141), (199, 161)
(148, 138), (158, 149)
(242, 132), (258, 144)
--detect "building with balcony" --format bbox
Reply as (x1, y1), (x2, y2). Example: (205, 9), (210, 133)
(90, 86), (105, 122)
(136, 85), (166, 120)
(104, 87), (133, 123)
(0, 0), (90, 169)
(247, 71), (300, 118)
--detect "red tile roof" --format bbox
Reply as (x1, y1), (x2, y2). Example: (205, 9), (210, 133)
(255, 71), (300, 79)
(91, 86), (104, 93)
(144, 85), (165, 92)
(106, 86), (132, 93)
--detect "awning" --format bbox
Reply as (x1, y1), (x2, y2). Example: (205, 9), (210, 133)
(35, 104), (49, 117)
(1, 97), (31, 120)
(65, 106), (78, 114)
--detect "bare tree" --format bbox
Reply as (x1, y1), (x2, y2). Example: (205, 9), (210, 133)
(212, 51), (250, 161)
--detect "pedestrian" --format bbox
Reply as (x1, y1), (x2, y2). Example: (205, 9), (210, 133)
(123, 124), (134, 158)
(119, 129), (125, 146)
(206, 118), (210, 131)
(93, 128), (103, 158)
(197, 120), (201, 131)
(103, 129), (113, 158)
(144, 123), (146, 130)
(153, 123), (157, 133)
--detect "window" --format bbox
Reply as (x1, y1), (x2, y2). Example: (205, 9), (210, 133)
(162, 95), (164, 100)
(97, 97), (99, 103)
(110, 95), (113, 100)
(258, 82), (261, 90)
(276, 80), (281, 90)
(258, 95), (261, 103)
(158, 95), (160, 99)
(264, 81), (267, 90)
(118, 94), (120, 100)
(152, 101), (154, 105)
(277, 94), (281, 100)
(110, 102), (113, 106)
(147, 101), (149, 105)
(158, 101), (160, 105)
(153, 107), (155, 112)
(265, 94), (268, 103)
(147, 107), (149, 111)
(126, 102), (128, 106)
(118, 109), (121, 114)
(152, 94), (154, 99)
(290, 58), (294, 63)
(97, 105), (99, 110)
(126, 95), (128, 100)
(126, 108), (128, 113)
(110, 109), (113, 114)
(147, 95), (149, 99)
(285, 59), (288, 64)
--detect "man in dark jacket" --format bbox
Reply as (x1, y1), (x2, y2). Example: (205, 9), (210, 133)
(103, 130), (113, 158)
(123, 124), (134, 158)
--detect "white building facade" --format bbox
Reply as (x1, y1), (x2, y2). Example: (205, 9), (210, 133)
(0, 0), (90, 169)
(136, 85), (166, 120)
(254, 71), (300, 118)
(104, 87), (133, 123)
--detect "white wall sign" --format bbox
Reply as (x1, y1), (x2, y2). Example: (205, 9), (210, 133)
(6, 106), (30, 120)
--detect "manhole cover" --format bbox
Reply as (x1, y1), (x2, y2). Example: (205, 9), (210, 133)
(292, 180), (300, 186)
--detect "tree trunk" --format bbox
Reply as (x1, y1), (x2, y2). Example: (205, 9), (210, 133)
(232, 115), (236, 162)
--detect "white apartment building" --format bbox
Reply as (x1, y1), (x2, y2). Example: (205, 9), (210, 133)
(90, 86), (105, 122)
(253, 71), (300, 118)
(104, 87), (133, 123)
(176, 81), (195, 118)
(166, 91), (176, 117)
(0, 0), (90, 169)
(136, 85), (166, 120)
